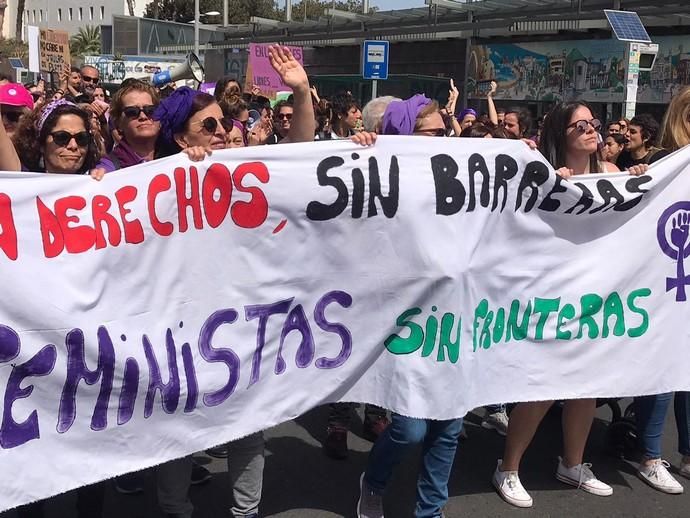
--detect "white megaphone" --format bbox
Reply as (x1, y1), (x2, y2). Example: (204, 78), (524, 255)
(148, 53), (205, 87)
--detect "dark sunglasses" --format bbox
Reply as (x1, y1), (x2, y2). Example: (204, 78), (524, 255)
(414, 128), (447, 137)
(567, 119), (602, 132)
(277, 113), (293, 121)
(122, 105), (157, 119)
(197, 117), (225, 133)
(82, 76), (99, 84)
(1, 111), (23, 123)
(50, 130), (90, 147)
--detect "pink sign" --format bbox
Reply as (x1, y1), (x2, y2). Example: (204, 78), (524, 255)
(247, 43), (304, 99)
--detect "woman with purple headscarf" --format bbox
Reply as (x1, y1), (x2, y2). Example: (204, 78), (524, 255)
(357, 95), (462, 518)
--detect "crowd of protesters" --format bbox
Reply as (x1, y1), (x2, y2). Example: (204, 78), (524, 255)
(1, 49), (690, 518)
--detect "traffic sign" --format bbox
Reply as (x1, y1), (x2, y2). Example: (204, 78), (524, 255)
(362, 40), (389, 80)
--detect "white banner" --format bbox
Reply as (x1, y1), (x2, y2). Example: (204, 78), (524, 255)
(1, 137), (690, 511)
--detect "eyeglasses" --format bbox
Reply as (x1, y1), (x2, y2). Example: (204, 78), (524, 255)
(414, 128), (447, 137)
(567, 119), (602, 132)
(1, 111), (23, 123)
(276, 113), (293, 121)
(122, 105), (157, 119)
(196, 116), (225, 134)
(82, 76), (99, 84)
(49, 130), (90, 148)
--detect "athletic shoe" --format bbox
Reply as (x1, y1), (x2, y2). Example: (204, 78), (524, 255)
(205, 445), (229, 458)
(492, 459), (533, 508)
(680, 459), (690, 480)
(324, 426), (349, 460)
(191, 461), (212, 485)
(482, 409), (509, 436)
(556, 457), (612, 496)
(638, 459), (684, 494)
(362, 416), (390, 442)
(357, 473), (384, 518)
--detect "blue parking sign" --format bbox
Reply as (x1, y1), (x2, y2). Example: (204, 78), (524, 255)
(362, 40), (389, 80)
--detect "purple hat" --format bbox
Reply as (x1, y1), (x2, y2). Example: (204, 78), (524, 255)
(381, 94), (432, 136)
(458, 108), (477, 121)
(153, 87), (202, 147)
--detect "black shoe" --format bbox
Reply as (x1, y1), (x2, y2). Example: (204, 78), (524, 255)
(191, 461), (212, 485)
(324, 426), (349, 460)
(114, 472), (144, 495)
(205, 445), (229, 458)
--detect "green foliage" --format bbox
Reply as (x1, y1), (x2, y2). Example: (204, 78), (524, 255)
(70, 26), (102, 58)
(145, 0), (279, 23)
(0, 38), (28, 60)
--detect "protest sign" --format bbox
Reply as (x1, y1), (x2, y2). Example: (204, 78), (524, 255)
(245, 43), (304, 99)
(39, 29), (71, 74)
(0, 138), (689, 511)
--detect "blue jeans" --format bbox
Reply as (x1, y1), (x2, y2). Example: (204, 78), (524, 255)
(635, 392), (690, 459)
(364, 413), (463, 518)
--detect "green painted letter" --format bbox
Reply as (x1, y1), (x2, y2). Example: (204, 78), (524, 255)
(385, 308), (424, 355)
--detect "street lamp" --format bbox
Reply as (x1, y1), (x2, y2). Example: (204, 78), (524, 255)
(192, 8), (222, 56)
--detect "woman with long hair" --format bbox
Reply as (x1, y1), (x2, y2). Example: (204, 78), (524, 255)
(629, 87), (690, 495)
(493, 101), (645, 510)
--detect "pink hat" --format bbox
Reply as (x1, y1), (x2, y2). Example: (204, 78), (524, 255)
(0, 83), (34, 110)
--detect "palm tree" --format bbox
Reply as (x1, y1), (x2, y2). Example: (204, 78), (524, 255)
(70, 25), (101, 58)
(126, 0), (135, 16)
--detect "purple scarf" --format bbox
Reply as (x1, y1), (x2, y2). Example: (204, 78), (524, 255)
(110, 139), (147, 170)
(381, 94), (432, 136)
(153, 87), (201, 148)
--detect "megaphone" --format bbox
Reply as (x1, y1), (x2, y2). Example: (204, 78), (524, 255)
(148, 53), (205, 87)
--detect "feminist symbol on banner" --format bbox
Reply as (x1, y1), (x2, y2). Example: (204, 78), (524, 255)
(657, 201), (690, 301)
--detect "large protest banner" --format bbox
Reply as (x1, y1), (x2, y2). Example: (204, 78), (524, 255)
(245, 43), (304, 99)
(1, 138), (690, 510)
(38, 28), (71, 74)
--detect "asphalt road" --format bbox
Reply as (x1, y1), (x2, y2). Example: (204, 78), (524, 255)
(4, 399), (690, 518)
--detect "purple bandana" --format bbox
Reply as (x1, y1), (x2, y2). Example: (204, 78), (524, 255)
(458, 108), (477, 121)
(153, 87), (201, 148)
(381, 94), (432, 136)
(37, 99), (76, 132)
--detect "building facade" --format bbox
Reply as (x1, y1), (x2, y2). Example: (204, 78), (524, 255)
(13, 0), (152, 37)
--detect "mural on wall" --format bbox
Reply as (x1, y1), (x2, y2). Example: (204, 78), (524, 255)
(469, 36), (690, 105)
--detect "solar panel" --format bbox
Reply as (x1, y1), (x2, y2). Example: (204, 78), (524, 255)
(8, 58), (24, 69)
(604, 10), (651, 43)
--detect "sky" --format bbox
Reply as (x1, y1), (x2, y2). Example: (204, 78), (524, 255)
(370, 0), (427, 10)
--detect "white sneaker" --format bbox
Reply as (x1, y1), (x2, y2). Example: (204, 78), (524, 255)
(357, 473), (384, 518)
(680, 459), (690, 480)
(482, 410), (509, 436)
(492, 459), (533, 508)
(638, 459), (684, 494)
(555, 457), (613, 496)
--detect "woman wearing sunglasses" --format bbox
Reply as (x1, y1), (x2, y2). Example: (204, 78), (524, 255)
(493, 101), (647, 510)
(8, 99), (101, 175)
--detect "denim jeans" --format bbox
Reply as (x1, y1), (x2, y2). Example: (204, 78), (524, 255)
(635, 392), (690, 459)
(363, 413), (463, 518)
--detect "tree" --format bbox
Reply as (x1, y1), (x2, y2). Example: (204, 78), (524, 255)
(70, 25), (102, 58)
(0, 1), (7, 41)
(0, 38), (28, 60)
(145, 0), (279, 24)
(126, 0), (135, 16)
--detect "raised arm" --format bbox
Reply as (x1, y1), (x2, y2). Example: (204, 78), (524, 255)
(487, 81), (499, 126)
(268, 46), (315, 144)
(0, 105), (21, 172)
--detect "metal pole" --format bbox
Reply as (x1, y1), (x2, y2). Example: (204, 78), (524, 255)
(624, 41), (640, 118)
(194, 0), (200, 56)
(286, 0), (292, 22)
(223, 0), (229, 27)
(363, 0), (369, 13)
(371, 79), (378, 101)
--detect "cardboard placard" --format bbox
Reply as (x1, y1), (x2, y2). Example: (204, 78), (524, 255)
(39, 29), (71, 74)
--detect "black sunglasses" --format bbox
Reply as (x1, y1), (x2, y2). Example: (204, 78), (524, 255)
(2, 111), (23, 123)
(82, 76), (99, 84)
(50, 130), (90, 147)
(567, 119), (602, 132)
(122, 105), (157, 119)
(277, 113), (293, 121)
(198, 116), (225, 133)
